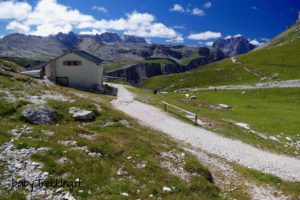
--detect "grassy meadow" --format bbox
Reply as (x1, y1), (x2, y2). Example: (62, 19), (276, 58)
(0, 67), (223, 199)
(130, 87), (300, 157)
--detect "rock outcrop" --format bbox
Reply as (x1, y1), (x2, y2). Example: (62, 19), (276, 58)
(213, 36), (256, 57)
(107, 59), (183, 84)
(122, 35), (147, 43)
(106, 47), (226, 84)
(22, 106), (57, 124)
(69, 107), (95, 122)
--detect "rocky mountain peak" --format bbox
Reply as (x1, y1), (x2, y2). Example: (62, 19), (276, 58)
(122, 35), (147, 43)
(213, 35), (256, 57)
(53, 31), (79, 47)
(94, 32), (122, 43)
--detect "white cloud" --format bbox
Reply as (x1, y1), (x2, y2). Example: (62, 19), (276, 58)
(166, 35), (184, 43)
(203, 2), (212, 9)
(187, 31), (222, 40)
(192, 8), (205, 16)
(250, 39), (263, 46)
(170, 4), (206, 17)
(260, 37), (270, 42)
(174, 25), (185, 29)
(0, 0), (181, 40)
(169, 4), (185, 12)
(0, 0), (32, 20)
(79, 29), (104, 35)
(206, 41), (214, 46)
(92, 6), (108, 13)
(145, 38), (151, 44)
(225, 34), (243, 39)
(31, 23), (73, 36)
(6, 21), (30, 34)
(251, 6), (258, 11)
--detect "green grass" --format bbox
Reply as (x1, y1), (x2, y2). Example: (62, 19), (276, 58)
(104, 58), (175, 73)
(129, 86), (300, 157)
(0, 57), (42, 69)
(141, 23), (300, 90)
(235, 166), (300, 199)
(0, 58), (23, 72)
(140, 58), (173, 65)
(103, 59), (138, 72)
(179, 54), (204, 66)
(0, 70), (223, 199)
(0, 99), (17, 117)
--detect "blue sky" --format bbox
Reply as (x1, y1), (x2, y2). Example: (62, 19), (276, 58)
(0, 0), (299, 46)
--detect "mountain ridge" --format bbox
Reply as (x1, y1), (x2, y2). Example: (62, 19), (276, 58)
(212, 36), (256, 57)
(141, 21), (300, 90)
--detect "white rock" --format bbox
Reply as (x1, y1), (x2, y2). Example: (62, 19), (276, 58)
(15, 163), (22, 169)
(56, 187), (64, 193)
(120, 192), (129, 196)
(69, 107), (95, 122)
(219, 104), (231, 109)
(235, 122), (251, 130)
(163, 186), (172, 192)
(285, 137), (292, 141)
(189, 96), (197, 100)
(22, 106), (57, 124)
(117, 168), (127, 176)
(269, 136), (279, 142)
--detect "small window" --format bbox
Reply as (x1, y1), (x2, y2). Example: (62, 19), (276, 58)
(63, 60), (82, 66)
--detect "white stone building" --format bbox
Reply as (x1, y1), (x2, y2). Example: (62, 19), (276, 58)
(45, 50), (103, 89)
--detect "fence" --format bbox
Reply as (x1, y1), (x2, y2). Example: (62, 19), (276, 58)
(161, 101), (198, 124)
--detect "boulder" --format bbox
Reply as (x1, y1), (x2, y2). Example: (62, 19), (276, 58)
(218, 104), (231, 109)
(189, 96), (197, 100)
(22, 106), (56, 124)
(69, 107), (95, 121)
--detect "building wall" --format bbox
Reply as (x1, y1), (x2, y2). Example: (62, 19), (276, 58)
(45, 61), (56, 80)
(46, 52), (103, 88)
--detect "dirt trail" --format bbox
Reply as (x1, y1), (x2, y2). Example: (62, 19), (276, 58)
(187, 79), (300, 91)
(111, 84), (300, 182)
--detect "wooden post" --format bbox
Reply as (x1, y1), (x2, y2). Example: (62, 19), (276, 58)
(195, 114), (198, 125)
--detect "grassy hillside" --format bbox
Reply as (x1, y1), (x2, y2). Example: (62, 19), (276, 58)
(129, 86), (300, 198)
(104, 58), (176, 73)
(0, 57), (43, 69)
(130, 87), (300, 157)
(0, 58), (23, 72)
(141, 23), (300, 90)
(0, 68), (223, 199)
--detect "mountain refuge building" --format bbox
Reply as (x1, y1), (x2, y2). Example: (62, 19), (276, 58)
(45, 50), (103, 90)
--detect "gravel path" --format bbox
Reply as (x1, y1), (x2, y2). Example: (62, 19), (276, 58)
(111, 84), (300, 181)
(186, 147), (290, 200)
(185, 79), (300, 91)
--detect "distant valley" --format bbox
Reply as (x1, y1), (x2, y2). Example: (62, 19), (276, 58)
(0, 32), (258, 84)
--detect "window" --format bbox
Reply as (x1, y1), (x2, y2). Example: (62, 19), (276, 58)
(63, 60), (82, 66)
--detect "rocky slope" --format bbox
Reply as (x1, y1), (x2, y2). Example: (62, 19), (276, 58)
(141, 21), (300, 90)
(213, 36), (256, 57)
(0, 32), (226, 82)
(0, 32), (223, 69)
(0, 64), (221, 200)
(0, 33), (68, 59)
(106, 47), (225, 84)
(106, 58), (183, 84)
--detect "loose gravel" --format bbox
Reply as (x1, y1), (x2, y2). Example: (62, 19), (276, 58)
(111, 84), (300, 181)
